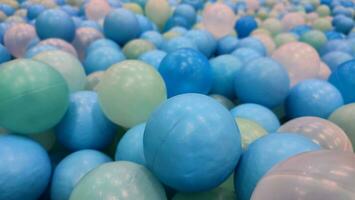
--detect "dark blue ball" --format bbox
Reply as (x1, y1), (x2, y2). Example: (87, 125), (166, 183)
(27, 4), (46, 20)
(325, 30), (346, 40)
(332, 15), (354, 35)
(235, 16), (258, 39)
(329, 59), (355, 103)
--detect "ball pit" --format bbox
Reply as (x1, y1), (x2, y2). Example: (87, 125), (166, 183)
(0, 0), (354, 199)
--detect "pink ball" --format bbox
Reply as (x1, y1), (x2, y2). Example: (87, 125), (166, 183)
(85, 0), (112, 23)
(281, 12), (306, 31)
(72, 27), (103, 61)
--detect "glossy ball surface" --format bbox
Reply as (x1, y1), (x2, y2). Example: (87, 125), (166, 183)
(231, 47), (262, 64)
(202, 3), (235, 38)
(123, 39), (155, 59)
(329, 59), (355, 103)
(321, 51), (353, 71)
(236, 118), (267, 150)
(72, 27), (103, 60)
(138, 50), (166, 69)
(4, 23), (37, 58)
(84, 47), (126, 74)
(235, 16), (258, 39)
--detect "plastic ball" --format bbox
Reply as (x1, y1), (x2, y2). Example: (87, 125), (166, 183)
(231, 47), (262, 64)
(325, 30), (346, 40)
(236, 118), (267, 150)
(115, 123), (145, 165)
(33, 50), (86, 92)
(35, 9), (75, 42)
(235, 57), (290, 108)
(210, 54), (242, 99)
(279, 116), (353, 152)
(27, 4), (46, 20)
(162, 36), (197, 53)
(235, 16), (258, 39)
(4, 23), (37, 58)
(209, 94), (235, 110)
(159, 48), (212, 97)
(318, 61), (331, 80)
(104, 8), (140, 45)
(235, 37), (267, 56)
(202, 3), (235, 39)
(85, 71), (104, 91)
(70, 161), (167, 200)
(332, 15), (354, 35)
(252, 33), (275, 54)
(329, 103), (355, 148)
(312, 17), (332, 32)
(97, 60), (166, 128)
(86, 38), (120, 54)
(25, 44), (58, 58)
(136, 14), (154, 32)
(320, 39), (353, 56)
(234, 133), (321, 200)
(38, 38), (78, 57)
(274, 33), (298, 47)
(124, 3), (143, 14)
(72, 27), (103, 61)
(122, 39), (155, 59)
(0, 43), (10, 63)
(272, 42), (321, 87)
(261, 18), (282, 36)
(173, 187), (235, 200)
(251, 150), (355, 200)
(184, 30), (216, 58)
(51, 150), (112, 200)
(138, 49), (166, 69)
(0, 135), (51, 200)
(0, 59), (69, 134)
(84, 47), (125, 74)
(85, 0), (111, 22)
(173, 4), (196, 26)
(230, 103), (280, 133)
(321, 51), (353, 71)
(216, 35), (238, 55)
(286, 79), (344, 119)
(140, 31), (164, 49)
(290, 24), (312, 37)
(55, 91), (116, 150)
(77, 20), (101, 31)
(145, 0), (171, 30)
(329, 59), (355, 103)
(144, 93), (241, 192)
(281, 12), (306, 31)
(300, 30), (327, 51)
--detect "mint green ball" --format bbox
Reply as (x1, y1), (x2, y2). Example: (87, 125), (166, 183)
(0, 59), (69, 134)
(261, 18), (283, 36)
(300, 30), (327, 51)
(97, 60), (166, 128)
(274, 33), (298, 47)
(123, 39), (156, 59)
(317, 5), (330, 17)
(313, 18), (332, 32)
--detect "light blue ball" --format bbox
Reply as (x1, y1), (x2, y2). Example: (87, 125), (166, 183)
(329, 59), (355, 103)
(162, 36), (198, 53)
(173, 4), (196, 26)
(0, 22), (11, 44)
(0, 43), (11, 63)
(181, 0), (204, 10)
(140, 31), (164, 49)
(25, 45), (58, 58)
(0, 3), (15, 16)
(0, 135), (51, 200)
(78, 20), (102, 32)
(115, 123), (146, 165)
(27, 4), (46, 20)
(144, 93), (242, 192)
(332, 6), (352, 18)
(61, 5), (80, 16)
(35, 9), (76, 42)
(230, 103), (280, 132)
(231, 47), (262, 64)
(325, 30), (346, 40)
(138, 50), (166, 69)
(55, 91), (117, 151)
(286, 79), (344, 119)
(210, 55), (242, 99)
(184, 30), (216, 58)
(235, 16), (258, 39)
(136, 14), (154, 33)
(51, 150), (111, 200)
(84, 47), (126, 74)
(290, 25), (312, 37)
(216, 35), (238, 55)
(86, 38), (120, 54)
(320, 39), (353, 56)
(234, 57), (290, 108)
(332, 15), (354, 35)
(322, 51), (353, 71)
(159, 48), (212, 97)
(103, 8), (140, 45)
(235, 37), (266, 56)
(234, 133), (321, 200)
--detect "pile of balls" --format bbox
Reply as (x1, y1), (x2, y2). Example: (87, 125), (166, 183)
(0, 0), (354, 199)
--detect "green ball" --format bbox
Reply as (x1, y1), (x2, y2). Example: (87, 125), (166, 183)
(261, 18), (283, 36)
(97, 60), (166, 128)
(329, 103), (355, 148)
(0, 59), (69, 134)
(312, 18), (332, 32)
(123, 39), (156, 59)
(236, 118), (267, 150)
(274, 33), (298, 47)
(173, 187), (235, 200)
(316, 5), (330, 17)
(300, 30), (327, 51)
(34, 50), (87, 92)
(70, 161), (167, 200)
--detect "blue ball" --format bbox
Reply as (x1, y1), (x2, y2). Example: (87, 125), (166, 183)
(55, 91), (117, 151)
(162, 36), (198, 53)
(115, 123), (146, 165)
(181, 0), (204, 10)
(169, 26), (188, 34)
(0, 3), (15, 16)
(0, 135), (51, 200)
(320, 39), (353, 56)
(333, 15), (354, 34)
(235, 16), (258, 39)
(60, 5), (80, 16)
(329, 59), (355, 103)
(78, 20), (102, 31)
(0, 22), (11, 44)
(159, 48), (212, 97)
(140, 31), (164, 49)
(234, 133), (321, 200)
(173, 4), (196, 26)
(138, 49), (166, 69)
(25, 44), (58, 58)
(35, 9), (76, 42)
(184, 30), (216, 58)
(216, 35), (238, 55)
(235, 37), (266, 56)
(144, 93), (242, 192)
(86, 38), (120, 54)
(84, 47), (126, 74)
(286, 79), (344, 118)
(210, 55), (242, 99)
(27, 4), (46, 20)
(136, 14), (154, 33)
(230, 103), (280, 132)
(322, 51), (353, 71)
(290, 25), (312, 37)
(164, 16), (191, 30)
(325, 30), (346, 40)
(332, 6), (352, 18)
(304, 3), (315, 13)
(51, 150), (111, 200)
(234, 57), (290, 108)
(231, 47), (262, 64)
(0, 43), (11, 63)
(103, 8), (140, 45)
